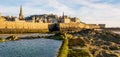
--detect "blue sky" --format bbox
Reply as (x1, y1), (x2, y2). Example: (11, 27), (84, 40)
(0, 0), (120, 27)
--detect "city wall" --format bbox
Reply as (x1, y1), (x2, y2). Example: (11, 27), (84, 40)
(0, 21), (49, 33)
(85, 24), (100, 29)
(57, 23), (85, 32)
(57, 23), (100, 32)
(0, 21), (101, 33)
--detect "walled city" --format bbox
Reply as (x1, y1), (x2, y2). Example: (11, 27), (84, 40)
(0, 6), (105, 33)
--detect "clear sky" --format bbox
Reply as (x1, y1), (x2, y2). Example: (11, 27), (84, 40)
(0, 0), (120, 27)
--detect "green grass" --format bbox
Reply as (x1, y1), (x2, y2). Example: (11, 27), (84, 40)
(57, 38), (69, 57)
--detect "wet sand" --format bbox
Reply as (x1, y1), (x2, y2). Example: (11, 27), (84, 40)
(0, 33), (54, 38)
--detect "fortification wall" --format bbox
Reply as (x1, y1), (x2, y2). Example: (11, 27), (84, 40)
(58, 23), (100, 32)
(0, 21), (101, 33)
(79, 23), (86, 28)
(85, 24), (100, 29)
(0, 21), (49, 29)
(0, 22), (5, 28)
(0, 21), (49, 33)
(58, 23), (82, 32)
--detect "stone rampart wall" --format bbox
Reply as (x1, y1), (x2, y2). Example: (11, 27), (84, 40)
(58, 23), (82, 32)
(0, 21), (101, 33)
(85, 24), (100, 29)
(58, 23), (100, 32)
(0, 21), (49, 33)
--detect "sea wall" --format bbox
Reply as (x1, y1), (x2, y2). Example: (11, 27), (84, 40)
(0, 21), (101, 33)
(57, 23), (82, 32)
(57, 23), (100, 32)
(0, 21), (49, 33)
(85, 24), (100, 29)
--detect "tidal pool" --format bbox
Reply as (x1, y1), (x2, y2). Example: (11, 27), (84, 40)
(0, 38), (62, 57)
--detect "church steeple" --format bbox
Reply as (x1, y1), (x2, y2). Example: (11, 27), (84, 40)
(19, 5), (24, 20)
(62, 12), (64, 17)
(62, 12), (64, 19)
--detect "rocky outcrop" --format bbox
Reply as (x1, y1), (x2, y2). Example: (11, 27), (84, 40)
(95, 50), (120, 57)
(0, 38), (6, 42)
(6, 35), (19, 41)
(0, 35), (20, 42)
(68, 29), (120, 57)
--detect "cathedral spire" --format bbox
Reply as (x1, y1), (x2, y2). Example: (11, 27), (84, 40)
(62, 12), (64, 17)
(62, 12), (64, 19)
(19, 5), (24, 20)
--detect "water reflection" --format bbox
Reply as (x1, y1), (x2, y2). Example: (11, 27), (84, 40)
(0, 38), (62, 57)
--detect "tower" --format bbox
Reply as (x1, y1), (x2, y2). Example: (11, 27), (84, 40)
(62, 12), (64, 19)
(19, 5), (24, 20)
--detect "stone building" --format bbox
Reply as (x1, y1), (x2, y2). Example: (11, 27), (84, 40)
(0, 6), (106, 33)
(63, 16), (71, 23)
(71, 17), (80, 23)
(98, 24), (106, 28)
(59, 12), (71, 23)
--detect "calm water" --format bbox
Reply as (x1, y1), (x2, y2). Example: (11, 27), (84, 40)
(113, 31), (120, 34)
(0, 38), (62, 57)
